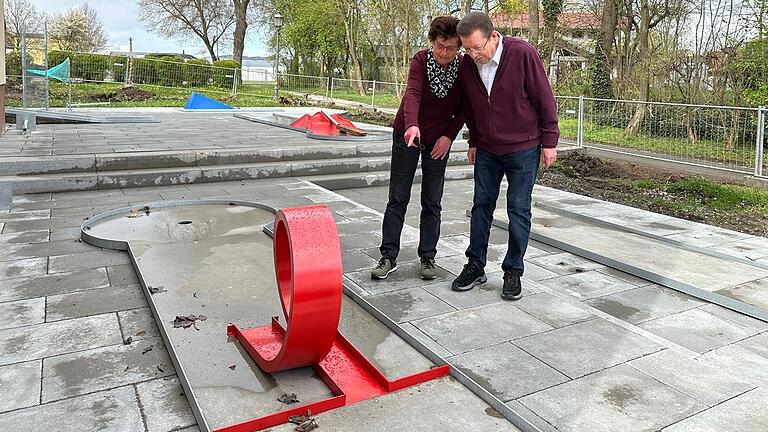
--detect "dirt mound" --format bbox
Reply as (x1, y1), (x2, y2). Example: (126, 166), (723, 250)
(91, 86), (154, 102)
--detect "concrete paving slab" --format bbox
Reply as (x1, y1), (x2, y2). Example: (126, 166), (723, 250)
(0, 314), (122, 365)
(399, 322), (453, 359)
(514, 319), (662, 378)
(136, 377), (197, 432)
(342, 249), (380, 273)
(708, 235), (768, 261)
(595, 267), (654, 287)
(106, 264), (140, 286)
(367, 287), (456, 323)
(339, 230), (382, 251)
(0, 257), (48, 280)
(46, 284), (147, 321)
(733, 332), (768, 360)
(1, 216), (83, 233)
(272, 377), (521, 432)
(519, 364), (705, 432)
(697, 303), (768, 332)
(628, 349), (755, 407)
(665, 227), (751, 248)
(423, 280), (509, 310)
(0, 209), (51, 222)
(413, 302), (553, 354)
(716, 277), (768, 311)
(699, 344), (768, 386)
(663, 387), (768, 432)
(48, 250), (131, 273)
(528, 251), (606, 275)
(50, 226), (83, 241)
(513, 292), (595, 328)
(0, 239), (94, 262)
(0, 267), (110, 303)
(0, 360), (41, 413)
(346, 262), (451, 295)
(0, 386), (144, 431)
(586, 285), (705, 324)
(0, 230), (49, 245)
(638, 308), (759, 354)
(41, 337), (173, 402)
(541, 269), (637, 300)
(450, 342), (568, 401)
(117, 308), (160, 342)
(0, 298), (45, 330)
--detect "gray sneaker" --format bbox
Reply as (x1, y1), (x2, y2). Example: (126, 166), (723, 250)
(420, 257), (437, 280)
(371, 257), (397, 279)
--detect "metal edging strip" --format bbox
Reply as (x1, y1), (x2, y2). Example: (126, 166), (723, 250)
(473, 209), (768, 323)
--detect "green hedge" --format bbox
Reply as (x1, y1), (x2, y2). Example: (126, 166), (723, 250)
(48, 51), (128, 82)
(212, 60), (240, 87)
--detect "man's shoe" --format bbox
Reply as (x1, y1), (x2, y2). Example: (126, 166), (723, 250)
(420, 257), (437, 280)
(371, 257), (397, 279)
(501, 272), (522, 300)
(451, 262), (487, 291)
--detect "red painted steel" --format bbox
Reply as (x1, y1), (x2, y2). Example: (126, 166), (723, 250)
(221, 205), (450, 432)
(289, 112), (367, 136)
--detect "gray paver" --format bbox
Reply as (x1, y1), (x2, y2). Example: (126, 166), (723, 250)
(0, 360), (41, 413)
(399, 322), (453, 358)
(629, 349), (755, 407)
(413, 302), (552, 354)
(0, 257), (47, 280)
(519, 364), (706, 432)
(0, 386), (143, 431)
(46, 284), (147, 321)
(0, 239), (94, 262)
(514, 319), (662, 378)
(697, 303), (768, 332)
(512, 292), (595, 328)
(48, 250), (131, 273)
(527, 252), (606, 275)
(0, 230), (49, 245)
(716, 277), (768, 310)
(586, 285), (704, 324)
(734, 332), (768, 360)
(450, 342), (568, 401)
(136, 377), (197, 432)
(367, 287), (456, 322)
(0, 314), (122, 365)
(424, 280), (508, 310)
(638, 308), (759, 354)
(107, 264), (140, 286)
(0, 267), (110, 303)
(42, 337), (173, 402)
(49, 226), (82, 241)
(0, 298), (45, 330)
(700, 344), (768, 385)
(542, 269), (637, 300)
(118, 308), (160, 342)
(346, 261), (451, 295)
(663, 387), (768, 432)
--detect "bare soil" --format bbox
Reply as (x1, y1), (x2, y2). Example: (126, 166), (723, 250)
(90, 86), (154, 102)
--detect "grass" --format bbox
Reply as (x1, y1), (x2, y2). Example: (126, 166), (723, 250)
(558, 118), (757, 167)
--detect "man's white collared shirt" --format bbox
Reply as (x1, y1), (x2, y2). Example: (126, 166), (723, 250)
(475, 32), (503, 96)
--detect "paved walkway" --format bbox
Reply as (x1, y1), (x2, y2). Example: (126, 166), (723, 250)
(1, 110), (767, 432)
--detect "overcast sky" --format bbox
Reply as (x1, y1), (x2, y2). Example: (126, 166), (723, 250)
(34, 0), (268, 58)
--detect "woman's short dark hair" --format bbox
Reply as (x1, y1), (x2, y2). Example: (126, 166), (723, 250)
(457, 12), (494, 38)
(428, 16), (461, 43)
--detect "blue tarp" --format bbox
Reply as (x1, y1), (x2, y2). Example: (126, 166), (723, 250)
(183, 92), (235, 110)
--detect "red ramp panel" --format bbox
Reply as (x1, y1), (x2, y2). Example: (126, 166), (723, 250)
(289, 112), (367, 136)
(223, 205), (449, 432)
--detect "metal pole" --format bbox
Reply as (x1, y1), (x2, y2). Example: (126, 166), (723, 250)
(755, 106), (765, 177)
(124, 56), (130, 84)
(325, 76), (330, 99)
(371, 80), (376, 109)
(44, 21), (49, 110)
(577, 95), (585, 147)
(273, 30), (281, 100)
(330, 77), (335, 101)
(21, 28), (27, 109)
(232, 68), (237, 95)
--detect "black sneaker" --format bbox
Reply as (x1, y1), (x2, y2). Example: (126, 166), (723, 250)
(501, 272), (522, 300)
(371, 257), (397, 279)
(451, 262), (487, 291)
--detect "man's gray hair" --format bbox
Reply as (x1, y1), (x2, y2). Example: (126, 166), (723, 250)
(457, 12), (494, 38)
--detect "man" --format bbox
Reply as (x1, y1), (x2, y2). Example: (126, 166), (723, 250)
(451, 12), (559, 300)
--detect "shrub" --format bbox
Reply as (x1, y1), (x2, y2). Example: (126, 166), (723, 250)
(211, 60), (240, 88)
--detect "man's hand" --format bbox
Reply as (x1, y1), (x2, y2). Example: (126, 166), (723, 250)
(404, 126), (421, 148)
(431, 136), (452, 160)
(467, 147), (477, 165)
(541, 148), (557, 168)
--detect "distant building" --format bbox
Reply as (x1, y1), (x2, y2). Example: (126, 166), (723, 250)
(219, 55), (276, 81)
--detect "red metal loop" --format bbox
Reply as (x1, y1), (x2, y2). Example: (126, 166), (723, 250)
(256, 205), (343, 372)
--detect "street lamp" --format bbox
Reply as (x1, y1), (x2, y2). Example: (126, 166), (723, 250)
(273, 13), (284, 99)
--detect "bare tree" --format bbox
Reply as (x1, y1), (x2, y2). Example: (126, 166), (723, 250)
(4, 0), (44, 49)
(529, 0), (540, 47)
(49, 4), (108, 52)
(138, 0), (234, 61)
(232, 0), (252, 66)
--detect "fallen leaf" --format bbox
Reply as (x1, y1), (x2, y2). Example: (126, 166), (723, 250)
(142, 346), (153, 355)
(172, 315), (207, 330)
(136, 330), (146, 336)
(123, 337), (133, 345)
(278, 393), (300, 404)
(485, 407), (504, 419)
(294, 419), (318, 432)
(157, 362), (166, 372)
(288, 415), (310, 425)
(149, 285), (167, 294)
(228, 364), (236, 370)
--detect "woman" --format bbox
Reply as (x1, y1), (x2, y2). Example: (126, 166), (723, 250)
(371, 16), (465, 280)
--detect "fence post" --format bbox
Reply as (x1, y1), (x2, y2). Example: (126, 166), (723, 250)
(577, 95), (585, 147)
(232, 68), (238, 96)
(330, 77), (335, 102)
(325, 76), (330, 100)
(756, 106), (766, 177)
(371, 80), (376, 109)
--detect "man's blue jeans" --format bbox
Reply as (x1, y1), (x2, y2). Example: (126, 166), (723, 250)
(466, 146), (541, 275)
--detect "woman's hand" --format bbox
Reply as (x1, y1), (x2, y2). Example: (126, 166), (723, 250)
(431, 136), (452, 160)
(404, 126), (421, 147)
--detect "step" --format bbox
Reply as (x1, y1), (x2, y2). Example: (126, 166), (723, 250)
(2, 152), (473, 193)
(306, 165), (475, 190)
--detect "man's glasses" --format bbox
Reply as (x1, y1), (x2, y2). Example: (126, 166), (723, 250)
(462, 34), (491, 55)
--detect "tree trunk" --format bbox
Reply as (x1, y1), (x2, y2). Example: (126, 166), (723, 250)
(232, 0), (250, 86)
(339, 0), (365, 95)
(540, 0), (564, 77)
(528, 0), (539, 47)
(591, 0), (618, 100)
(626, 0), (650, 136)
(462, 0), (473, 16)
